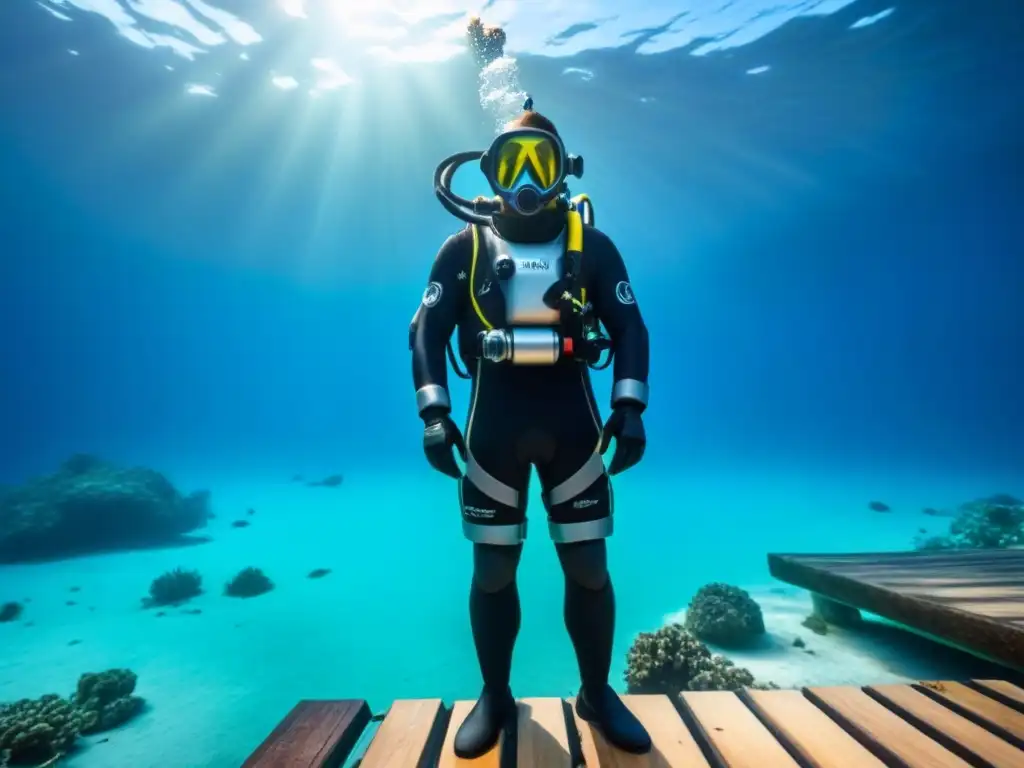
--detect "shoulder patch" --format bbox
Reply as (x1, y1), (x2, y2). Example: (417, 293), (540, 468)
(422, 281), (443, 307)
(615, 280), (635, 305)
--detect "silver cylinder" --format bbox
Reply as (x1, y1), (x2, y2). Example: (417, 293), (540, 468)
(480, 328), (561, 365)
(480, 329), (513, 363)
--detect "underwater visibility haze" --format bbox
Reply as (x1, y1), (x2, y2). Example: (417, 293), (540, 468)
(1, 0), (1022, 766)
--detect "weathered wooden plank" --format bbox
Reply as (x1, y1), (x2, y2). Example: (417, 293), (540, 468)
(243, 699), (371, 768)
(970, 680), (1024, 711)
(679, 690), (798, 768)
(359, 699), (447, 768)
(569, 694), (710, 768)
(516, 698), (572, 767)
(743, 688), (885, 768)
(915, 681), (1024, 746)
(867, 684), (1024, 767)
(438, 700), (501, 768)
(806, 686), (972, 768)
(766, 550), (1024, 670)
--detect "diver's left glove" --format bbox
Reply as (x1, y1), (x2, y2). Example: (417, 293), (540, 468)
(422, 406), (467, 479)
(599, 404), (646, 476)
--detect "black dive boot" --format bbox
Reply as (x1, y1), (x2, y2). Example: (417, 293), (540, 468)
(453, 685), (516, 758)
(454, 573), (521, 758)
(559, 541), (652, 754)
(576, 684), (652, 754)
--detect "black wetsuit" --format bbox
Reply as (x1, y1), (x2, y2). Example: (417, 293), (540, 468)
(411, 208), (652, 757)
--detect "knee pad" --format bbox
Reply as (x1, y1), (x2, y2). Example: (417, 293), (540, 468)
(472, 543), (522, 593)
(556, 540), (609, 591)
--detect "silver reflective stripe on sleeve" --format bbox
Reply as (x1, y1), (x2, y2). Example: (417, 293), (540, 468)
(463, 520), (527, 545)
(549, 516), (613, 543)
(466, 452), (520, 509)
(416, 384), (451, 414)
(611, 378), (649, 408)
(547, 452), (605, 507)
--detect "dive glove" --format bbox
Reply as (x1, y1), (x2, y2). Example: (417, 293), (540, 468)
(422, 406), (466, 479)
(599, 403), (646, 476)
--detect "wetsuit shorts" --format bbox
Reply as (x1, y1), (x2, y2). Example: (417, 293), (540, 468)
(459, 363), (612, 545)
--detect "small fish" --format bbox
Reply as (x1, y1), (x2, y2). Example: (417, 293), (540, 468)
(307, 568), (331, 579)
(290, 474), (304, 483)
(69, 586), (80, 593)
(247, 507), (256, 516)
(231, 520), (250, 529)
(922, 507), (954, 517)
(65, 600), (77, 607)
(307, 474), (343, 488)
(868, 500), (891, 513)
(918, 528), (928, 534)
(68, 639), (82, 646)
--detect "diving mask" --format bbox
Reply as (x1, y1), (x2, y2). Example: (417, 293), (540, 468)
(480, 127), (584, 216)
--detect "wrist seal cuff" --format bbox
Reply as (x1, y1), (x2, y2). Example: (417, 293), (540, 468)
(416, 384), (450, 416)
(612, 378), (648, 409)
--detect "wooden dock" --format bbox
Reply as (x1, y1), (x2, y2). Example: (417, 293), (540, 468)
(767, 549), (1024, 670)
(243, 680), (1024, 767)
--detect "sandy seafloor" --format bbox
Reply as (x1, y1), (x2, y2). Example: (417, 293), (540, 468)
(0, 464), (1018, 767)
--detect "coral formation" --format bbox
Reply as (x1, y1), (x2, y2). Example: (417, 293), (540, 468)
(0, 694), (82, 766)
(625, 623), (775, 695)
(143, 568), (202, 608)
(913, 494), (1024, 550)
(225, 567), (274, 598)
(684, 583), (765, 647)
(72, 670), (144, 735)
(0, 454), (210, 563)
(0, 602), (22, 623)
(466, 16), (506, 69)
(0, 669), (143, 766)
(801, 614), (828, 635)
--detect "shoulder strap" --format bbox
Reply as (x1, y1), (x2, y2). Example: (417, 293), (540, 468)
(468, 225), (494, 330)
(564, 209), (587, 310)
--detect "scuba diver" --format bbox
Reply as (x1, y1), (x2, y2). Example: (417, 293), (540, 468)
(409, 100), (652, 758)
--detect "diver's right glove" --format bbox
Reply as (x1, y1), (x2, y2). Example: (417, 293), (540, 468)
(422, 406), (467, 479)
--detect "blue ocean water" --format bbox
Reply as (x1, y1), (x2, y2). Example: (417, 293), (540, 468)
(0, 1), (1021, 766)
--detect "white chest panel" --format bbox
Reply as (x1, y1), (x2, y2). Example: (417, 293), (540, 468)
(483, 226), (565, 326)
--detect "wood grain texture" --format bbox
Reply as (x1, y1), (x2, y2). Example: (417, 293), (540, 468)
(916, 681), (1024, 744)
(972, 679), (1024, 709)
(767, 550), (1024, 669)
(744, 688), (885, 768)
(242, 699), (371, 768)
(867, 684), (1024, 767)
(516, 698), (571, 767)
(806, 685), (972, 768)
(359, 699), (446, 768)
(570, 694), (710, 768)
(680, 690), (799, 768)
